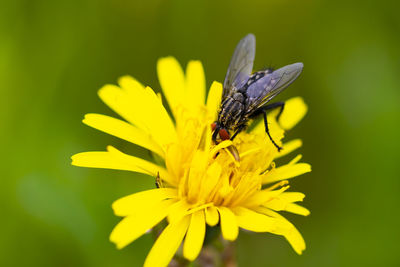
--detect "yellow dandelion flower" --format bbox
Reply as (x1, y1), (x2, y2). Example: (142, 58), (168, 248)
(71, 57), (311, 267)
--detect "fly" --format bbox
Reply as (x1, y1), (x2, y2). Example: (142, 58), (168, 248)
(212, 33), (303, 152)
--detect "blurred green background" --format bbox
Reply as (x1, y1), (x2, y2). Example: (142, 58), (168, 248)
(2, 0), (399, 266)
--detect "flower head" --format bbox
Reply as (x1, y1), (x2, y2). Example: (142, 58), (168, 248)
(72, 57), (311, 266)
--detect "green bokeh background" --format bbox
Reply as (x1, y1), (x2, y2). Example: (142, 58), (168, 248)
(2, 0), (399, 266)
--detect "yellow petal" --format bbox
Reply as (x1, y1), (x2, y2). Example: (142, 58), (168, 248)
(255, 207), (306, 254)
(264, 200), (310, 216)
(167, 200), (191, 224)
(98, 84), (147, 131)
(117, 75), (145, 93)
(209, 140), (233, 158)
(262, 191), (306, 209)
(110, 198), (176, 249)
(164, 143), (182, 186)
(183, 210), (206, 261)
(217, 207), (238, 241)
(98, 83), (177, 149)
(185, 60), (206, 108)
(244, 186), (290, 207)
(206, 81), (223, 122)
(289, 154), (302, 164)
(233, 207), (278, 232)
(263, 162), (311, 184)
(205, 206), (219, 226)
(275, 139), (302, 159)
(144, 216), (190, 267)
(203, 121), (212, 151)
(112, 188), (178, 217)
(157, 57), (185, 117)
(71, 146), (173, 184)
(83, 113), (165, 157)
(285, 203), (310, 216)
(278, 97), (307, 130)
(282, 225), (306, 255)
(186, 151), (208, 201)
(139, 86), (178, 147)
(199, 163), (222, 202)
(279, 192), (306, 203)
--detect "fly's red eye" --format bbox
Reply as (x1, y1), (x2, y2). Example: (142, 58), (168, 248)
(211, 122), (217, 131)
(219, 129), (230, 140)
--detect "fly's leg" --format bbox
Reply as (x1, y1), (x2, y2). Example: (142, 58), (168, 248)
(212, 126), (219, 143)
(230, 124), (246, 140)
(263, 102), (285, 123)
(251, 102), (285, 151)
(262, 111), (282, 151)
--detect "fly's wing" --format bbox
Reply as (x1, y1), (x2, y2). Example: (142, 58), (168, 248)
(223, 34), (256, 100)
(245, 63), (303, 114)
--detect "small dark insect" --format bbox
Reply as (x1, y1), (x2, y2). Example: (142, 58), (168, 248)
(212, 34), (303, 151)
(155, 172), (163, 188)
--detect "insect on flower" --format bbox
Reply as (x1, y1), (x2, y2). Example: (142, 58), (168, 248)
(212, 34), (303, 151)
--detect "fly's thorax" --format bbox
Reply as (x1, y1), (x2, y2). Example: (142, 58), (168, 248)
(244, 70), (269, 87)
(218, 92), (246, 130)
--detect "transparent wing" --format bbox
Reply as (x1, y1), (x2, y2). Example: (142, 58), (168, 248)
(223, 34), (256, 99)
(245, 63), (303, 114)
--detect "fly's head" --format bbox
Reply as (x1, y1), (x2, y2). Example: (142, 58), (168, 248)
(211, 122), (241, 162)
(211, 122), (230, 143)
